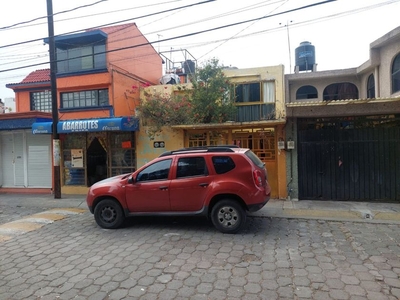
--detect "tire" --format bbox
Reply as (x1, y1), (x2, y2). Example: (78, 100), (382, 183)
(211, 200), (246, 234)
(94, 199), (125, 229)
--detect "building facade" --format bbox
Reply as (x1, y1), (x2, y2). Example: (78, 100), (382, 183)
(137, 65), (288, 199)
(285, 26), (400, 202)
(5, 23), (162, 194)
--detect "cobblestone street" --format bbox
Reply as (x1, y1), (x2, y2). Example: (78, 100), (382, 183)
(0, 210), (400, 299)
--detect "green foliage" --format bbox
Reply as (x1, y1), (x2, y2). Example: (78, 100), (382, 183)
(189, 58), (236, 123)
(137, 58), (236, 138)
(138, 90), (193, 139)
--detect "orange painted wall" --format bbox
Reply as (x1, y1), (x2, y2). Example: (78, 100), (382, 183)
(107, 24), (162, 85)
(14, 23), (162, 121)
(15, 83), (50, 113)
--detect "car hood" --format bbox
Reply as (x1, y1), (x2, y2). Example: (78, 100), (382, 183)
(90, 173), (131, 188)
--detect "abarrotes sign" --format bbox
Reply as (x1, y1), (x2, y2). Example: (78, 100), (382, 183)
(32, 117), (139, 134)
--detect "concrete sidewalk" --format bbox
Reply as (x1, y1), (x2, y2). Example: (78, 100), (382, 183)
(1, 193), (400, 224)
(253, 198), (400, 224)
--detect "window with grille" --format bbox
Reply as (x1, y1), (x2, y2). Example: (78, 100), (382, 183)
(30, 90), (52, 112)
(367, 74), (375, 98)
(296, 85), (318, 99)
(61, 89), (109, 109)
(392, 54), (400, 94)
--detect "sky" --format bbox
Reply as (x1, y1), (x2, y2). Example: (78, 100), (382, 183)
(0, 0), (399, 100)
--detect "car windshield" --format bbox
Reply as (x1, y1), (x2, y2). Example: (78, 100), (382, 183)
(244, 150), (264, 168)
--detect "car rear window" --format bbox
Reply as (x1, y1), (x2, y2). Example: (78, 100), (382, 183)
(177, 157), (207, 178)
(212, 156), (235, 174)
(245, 150), (265, 168)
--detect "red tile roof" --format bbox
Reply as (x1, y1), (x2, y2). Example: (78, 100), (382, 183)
(6, 69), (50, 88)
(20, 69), (50, 84)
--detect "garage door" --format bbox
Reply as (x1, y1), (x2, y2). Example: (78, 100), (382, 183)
(298, 117), (400, 202)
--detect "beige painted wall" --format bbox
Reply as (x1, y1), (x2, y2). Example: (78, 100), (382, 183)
(377, 44), (400, 97)
(223, 65), (286, 119)
(136, 126), (184, 168)
(288, 74), (361, 102)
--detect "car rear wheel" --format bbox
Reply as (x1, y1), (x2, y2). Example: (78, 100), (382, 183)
(211, 200), (246, 234)
(94, 199), (125, 229)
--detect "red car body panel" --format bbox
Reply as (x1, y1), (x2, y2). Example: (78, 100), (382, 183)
(86, 148), (271, 217)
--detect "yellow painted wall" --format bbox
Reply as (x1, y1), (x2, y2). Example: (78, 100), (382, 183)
(223, 65), (286, 119)
(136, 126), (184, 168)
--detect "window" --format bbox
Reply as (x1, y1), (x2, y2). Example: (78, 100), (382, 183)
(177, 157), (207, 178)
(136, 159), (172, 182)
(392, 53), (400, 94)
(61, 89), (109, 109)
(323, 83), (358, 100)
(234, 81), (275, 103)
(367, 74), (375, 98)
(212, 156), (235, 174)
(296, 85), (318, 99)
(57, 44), (106, 74)
(110, 132), (136, 177)
(30, 90), (52, 112)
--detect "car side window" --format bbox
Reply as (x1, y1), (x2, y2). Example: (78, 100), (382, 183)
(176, 157), (207, 178)
(136, 159), (172, 182)
(212, 156), (236, 174)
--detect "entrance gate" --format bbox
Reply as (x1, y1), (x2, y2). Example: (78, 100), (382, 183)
(298, 116), (400, 202)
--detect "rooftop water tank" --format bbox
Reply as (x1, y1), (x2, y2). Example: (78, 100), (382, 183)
(182, 60), (195, 74)
(295, 41), (315, 72)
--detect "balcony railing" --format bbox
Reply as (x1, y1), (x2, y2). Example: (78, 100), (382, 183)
(235, 103), (276, 122)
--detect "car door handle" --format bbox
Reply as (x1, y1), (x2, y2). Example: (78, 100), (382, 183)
(199, 183), (209, 187)
(159, 186), (168, 190)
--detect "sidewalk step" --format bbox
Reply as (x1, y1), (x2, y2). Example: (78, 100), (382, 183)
(0, 208), (86, 243)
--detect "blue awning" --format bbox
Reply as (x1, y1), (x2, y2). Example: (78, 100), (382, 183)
(32, 117), (139, 134)
(32, 122), (53, 134)
(58, 117), (139, 133)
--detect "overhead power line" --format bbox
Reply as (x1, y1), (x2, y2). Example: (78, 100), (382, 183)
(0, 0), (336, 74)
(0, 0), (108, 30)
(0, 0), (216, 50)
(0, 0), (186, 31)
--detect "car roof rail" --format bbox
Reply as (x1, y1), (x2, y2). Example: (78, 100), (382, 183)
(159, 145), (239, 157)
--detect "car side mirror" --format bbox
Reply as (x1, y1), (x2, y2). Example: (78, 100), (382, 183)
(127, 176), (134, 184)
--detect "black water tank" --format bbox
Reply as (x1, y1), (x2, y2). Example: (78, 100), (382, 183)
(182, 60), (195, 74)
(295, 41), (315, 71)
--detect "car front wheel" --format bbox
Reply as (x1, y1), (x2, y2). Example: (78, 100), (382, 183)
(94, 199), (125, 229)
(211, 200), (246, 234)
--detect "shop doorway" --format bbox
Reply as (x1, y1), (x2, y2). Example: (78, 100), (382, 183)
(87, 137), (107, 186)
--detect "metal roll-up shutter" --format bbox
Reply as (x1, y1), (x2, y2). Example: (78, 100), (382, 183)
(27, 133), (52, 188)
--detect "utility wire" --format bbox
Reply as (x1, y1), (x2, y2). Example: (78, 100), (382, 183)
(0, 0), (336, 73)
(197, 0), (289, 60)
(1, 0), (186, 31)
(0, 0), (108, 30)
(0, 0), (216, 50)
(2, 0), (397, 74)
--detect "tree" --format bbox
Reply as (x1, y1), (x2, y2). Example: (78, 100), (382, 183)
(136, 58), (236, 138)
(190, 58), (236, 123)
(138, 89), (193, 139)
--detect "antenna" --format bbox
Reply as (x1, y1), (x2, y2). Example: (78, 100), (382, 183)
(280, 21), (293, 73)
(157, 34), (163, 53)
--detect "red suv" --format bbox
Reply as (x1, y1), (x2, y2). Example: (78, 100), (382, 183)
(86, 146), (271, 233)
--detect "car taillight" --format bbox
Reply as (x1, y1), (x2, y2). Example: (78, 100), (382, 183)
(253, 169), (263, 187)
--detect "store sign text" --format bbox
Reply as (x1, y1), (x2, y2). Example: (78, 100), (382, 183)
(62, 120), (99, 132)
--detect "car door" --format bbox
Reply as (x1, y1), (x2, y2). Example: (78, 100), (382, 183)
(125, 158), (172, 212)
(169, 156), (211, 211)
